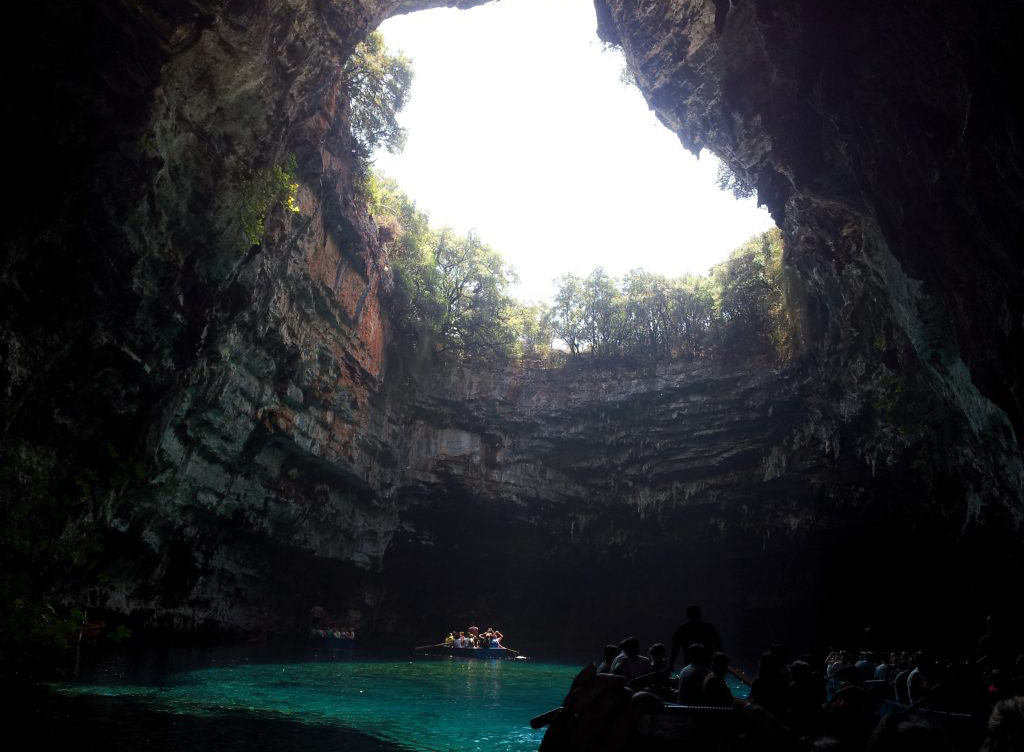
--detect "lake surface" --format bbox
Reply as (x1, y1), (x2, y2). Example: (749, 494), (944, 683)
(40, 653), (750, 752)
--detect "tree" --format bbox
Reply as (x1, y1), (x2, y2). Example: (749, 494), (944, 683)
(432, 229), (520, 361)
(669, 274), (715, 358)
(582, 267), (621, 357)
(622, 269), (673, 357)
(715, 159), (756, 200)
(344, 31), (414, 156)
(550, 273), (586, 356)
(547, 228), (789, 363)
(711, 227), (786, 355)
(513, 301), (555, 361)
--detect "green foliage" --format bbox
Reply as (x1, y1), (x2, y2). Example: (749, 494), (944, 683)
(715, 160), (756, 200)
(432, 229), (521, 360)
(239, 154), (300, 248)
(711, 227), (790, 355)
(364, 168), (791, 367)
(550, 273), (586, 356)
(107, 624), (133, 644)
(345, 31), (414, 157)
(512, 301), (555, 361)
(366, 170), (524, 363)
(549, 228), (791, 362)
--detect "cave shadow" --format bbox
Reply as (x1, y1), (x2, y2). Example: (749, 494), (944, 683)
(1, 685), (403, 752)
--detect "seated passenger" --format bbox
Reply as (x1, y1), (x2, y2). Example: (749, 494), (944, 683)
(892, 668), (912, 704)
(826, 650), (854, 678)
(750, 651), (789, 720)
(789, 660), (825, 734)
(596, 644), (619, 674)
(455, 631), (467, 648)
(907, 652), (936, 703)
(855, 652), (878, 682)
(981, 696), (1024, 752)
(444, 632), (454, 646)
(701, 651), (734, 707)
(874, 653), (895, 682)
(610, 637), (651, 682)
(629, 643), (673, 697)
(648, 643), (668, 673)
(677, 644), (712, 704)
(491, 628), (504, 647)
(866, 713), (947, 752)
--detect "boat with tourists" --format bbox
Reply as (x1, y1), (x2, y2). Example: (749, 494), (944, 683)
(414, 643), (524, 659)
(415, 624), (527, 660)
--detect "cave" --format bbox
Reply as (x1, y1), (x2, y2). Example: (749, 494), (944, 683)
(2, 0), (1023, 681)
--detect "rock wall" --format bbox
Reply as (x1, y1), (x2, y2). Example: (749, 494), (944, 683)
(599, 0), (1024, 527)
(2, 0), (1022, 656)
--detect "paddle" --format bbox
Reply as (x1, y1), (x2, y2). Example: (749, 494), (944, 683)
(530, 706), (563, 729)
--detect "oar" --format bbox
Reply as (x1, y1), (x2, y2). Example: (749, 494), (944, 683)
(413, 643), (448, 651)
(902, 681), (946, 714)
(530, 706), (563, 729)
(629, 668), (669, 689)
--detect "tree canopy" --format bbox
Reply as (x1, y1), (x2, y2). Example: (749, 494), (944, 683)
(366, 169), (791, 367)
(344, 31), (414, 156)
(546, 228), (789, 362)
(365, 171), (526, 363)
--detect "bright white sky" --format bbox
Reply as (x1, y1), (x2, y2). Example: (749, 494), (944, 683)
(374, 0), (774, 304)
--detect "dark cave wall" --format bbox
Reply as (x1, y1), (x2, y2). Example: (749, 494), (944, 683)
(0, 0), (486, 635)
(599, 0), (1024, 528)
(0, 0), (1022, 656)
(376, 360), (1006, 657)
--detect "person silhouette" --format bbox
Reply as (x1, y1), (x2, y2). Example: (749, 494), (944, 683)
(669, 605), (723, 672)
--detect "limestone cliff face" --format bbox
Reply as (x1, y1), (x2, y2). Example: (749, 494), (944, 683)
(0, 0), (486, 634)
(1, 0), (1022, 653)
(599, 0), (1024, 527)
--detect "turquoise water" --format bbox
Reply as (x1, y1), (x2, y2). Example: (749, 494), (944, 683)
(57, 658), (576, 751)
(54, 657), (751, 752)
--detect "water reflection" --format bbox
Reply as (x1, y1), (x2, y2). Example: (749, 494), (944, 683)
(55, 657), (576, 752)
(50, 654), (749, 751)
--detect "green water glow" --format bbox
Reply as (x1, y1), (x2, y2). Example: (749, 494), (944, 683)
(55, 658), (750, 752)
(57, 658), (575, 751)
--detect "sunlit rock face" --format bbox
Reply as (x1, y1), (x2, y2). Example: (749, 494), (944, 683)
(1, 0), (1022, 654)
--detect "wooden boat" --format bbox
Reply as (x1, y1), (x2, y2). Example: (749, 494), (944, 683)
(414, 643), (525, 660)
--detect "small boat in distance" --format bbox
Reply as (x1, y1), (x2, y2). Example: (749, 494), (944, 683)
(414, 643), (527, 660)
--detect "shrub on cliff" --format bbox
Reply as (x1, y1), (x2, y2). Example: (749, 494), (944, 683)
(237, 155), (300, 248)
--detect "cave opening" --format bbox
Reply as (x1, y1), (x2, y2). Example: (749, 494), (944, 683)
(371, 0), (774, 305)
